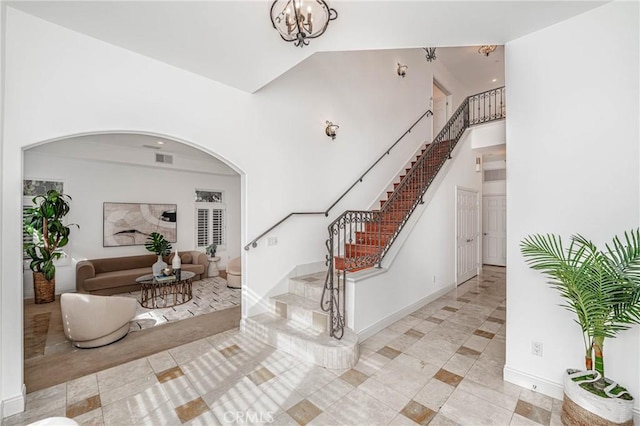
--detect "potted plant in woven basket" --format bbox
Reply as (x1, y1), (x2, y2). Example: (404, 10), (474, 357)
(23, 190), (77, 304)
(521, 230), (640, 426)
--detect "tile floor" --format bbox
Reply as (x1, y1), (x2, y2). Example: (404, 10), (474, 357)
(6, 266), (563, 425)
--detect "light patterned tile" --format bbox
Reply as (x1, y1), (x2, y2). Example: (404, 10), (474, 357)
(434, 369), (463, 387)
(72, 407), (104, 426)
(515, 399), (552, 425)
(286, 399), (321, 425)
(67, 395), (101, 419)
(413, 378), (455, 411)
(260, 377), (306, 411)
(175, 397), (210, 423)
(247, 366), (276, 386)
(147, 351), (178, 374)
(457, 378), (519, 411)
(325, 388), (397, 425)
(307, 377), (353, 410)
(339, 369), (368, 387)
(156, 366), (184, 383)
(67, 374), (99, 406)
(359, 377), (412, 412)
(401, 400), (437, 425)
(519, 388), (554, 411)
(440, 388), (513, 426)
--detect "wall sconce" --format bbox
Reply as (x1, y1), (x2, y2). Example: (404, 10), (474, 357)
(423, 47), (437, 62)
(476, 157), (482, 172)
(325, 121), (339, 140)
(397, 63), (408, 78)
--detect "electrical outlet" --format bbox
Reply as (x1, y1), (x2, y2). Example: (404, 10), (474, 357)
(531, 341), (543, 357)
(267, 236), (278, 246)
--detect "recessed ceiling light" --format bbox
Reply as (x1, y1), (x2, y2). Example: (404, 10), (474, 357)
(492, 78), (497, 82)
(157, 141), (165, 145)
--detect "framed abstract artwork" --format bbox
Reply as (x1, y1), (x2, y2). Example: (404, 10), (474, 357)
(103, 202), (177, 247)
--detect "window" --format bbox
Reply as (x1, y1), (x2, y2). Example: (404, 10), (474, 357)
(195, 190), (225, 250)
(195, 190), (223, 203)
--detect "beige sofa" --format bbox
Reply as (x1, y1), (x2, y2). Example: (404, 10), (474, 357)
(76, 251), (208, 295)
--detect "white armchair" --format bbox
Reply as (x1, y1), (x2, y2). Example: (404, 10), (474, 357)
(60, 293), (137, 348)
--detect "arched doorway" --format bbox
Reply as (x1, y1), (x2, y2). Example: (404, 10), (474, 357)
(20, 131), (247, 392)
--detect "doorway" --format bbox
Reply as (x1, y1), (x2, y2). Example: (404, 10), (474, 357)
(482, 195), (507, 266)
(432, 80), (452, 139)
(456, 187), (480, 285)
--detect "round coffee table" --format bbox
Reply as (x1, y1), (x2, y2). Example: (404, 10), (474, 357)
(135, 271), (195, 308)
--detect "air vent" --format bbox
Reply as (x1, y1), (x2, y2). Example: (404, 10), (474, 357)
(155, 153), (173, 164)
(142, 144), (161, 150)
(484, 168), (506, 182)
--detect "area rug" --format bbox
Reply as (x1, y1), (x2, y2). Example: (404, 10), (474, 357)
(114, 276), (241, 331)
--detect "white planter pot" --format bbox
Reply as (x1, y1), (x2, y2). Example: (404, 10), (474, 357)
(562, 369), (634, 426)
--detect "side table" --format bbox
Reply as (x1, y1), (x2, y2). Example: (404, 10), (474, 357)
(207, 256), (221, 277)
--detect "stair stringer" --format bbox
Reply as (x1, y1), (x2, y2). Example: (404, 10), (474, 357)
(379, 127), (471, 270)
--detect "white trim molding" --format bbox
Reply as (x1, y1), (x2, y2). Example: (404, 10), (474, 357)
(2, 384), (26, 418)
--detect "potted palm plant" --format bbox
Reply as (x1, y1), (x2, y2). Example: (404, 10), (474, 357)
(144, 232), (172, 276)
(23, 190), (77, 303)
(520, 230), (640, 426)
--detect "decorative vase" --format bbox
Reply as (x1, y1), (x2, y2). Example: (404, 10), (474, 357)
(172, 250), (182, 280)
(33, 272), (55, 304)
(152, 255), (167, 277)
(562, 369), (634, 426)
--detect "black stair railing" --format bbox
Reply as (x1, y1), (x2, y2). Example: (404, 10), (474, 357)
(322, 86), (505, 339)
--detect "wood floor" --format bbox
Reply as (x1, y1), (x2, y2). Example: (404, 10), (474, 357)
(24, 296), (240, 393)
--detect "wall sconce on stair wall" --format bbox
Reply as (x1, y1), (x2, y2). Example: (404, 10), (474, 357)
(325, 121), (339, 140)
(397, 63), (408, 78)
(476, 157), (482, 172)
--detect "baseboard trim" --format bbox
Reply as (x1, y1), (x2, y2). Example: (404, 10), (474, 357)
(356, 283), (455, 341)
(503, 366), (564, 400)
(504, 366), (640, 424)
(2, 384), (26, 418)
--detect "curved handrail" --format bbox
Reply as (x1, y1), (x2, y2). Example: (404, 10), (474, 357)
(244, 108), (433, 250)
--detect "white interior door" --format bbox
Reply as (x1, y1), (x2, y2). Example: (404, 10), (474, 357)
(482, 195), (507, 266)
(456, 187), (479, 285)
(432, 82), (449, 138)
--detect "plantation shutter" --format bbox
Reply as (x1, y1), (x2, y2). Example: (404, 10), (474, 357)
(212, 208), (225, 246)
(197, 208), (209, 247)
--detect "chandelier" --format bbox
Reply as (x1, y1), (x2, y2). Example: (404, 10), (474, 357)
(270, 0), (338, 47)
(478, 45), (497, 56)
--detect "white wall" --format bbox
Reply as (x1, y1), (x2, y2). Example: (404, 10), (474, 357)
(505, 0), (640, 412)
(1, 8), (446, 413)
(482, 160), (506, 195)
(22, 150), (241, 298)
(350, 131), (481, 336)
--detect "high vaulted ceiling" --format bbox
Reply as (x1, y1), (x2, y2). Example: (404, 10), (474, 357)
(8, 1), (606, 93)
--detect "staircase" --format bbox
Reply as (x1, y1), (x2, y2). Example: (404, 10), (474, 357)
(323, 86), (506, 339)
(241, 271), (359, 369)
(242, 87), (506, 368)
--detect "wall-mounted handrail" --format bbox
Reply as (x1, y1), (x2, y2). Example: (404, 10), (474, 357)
(244, 108), (433, 250)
